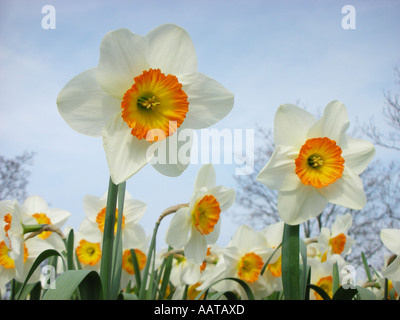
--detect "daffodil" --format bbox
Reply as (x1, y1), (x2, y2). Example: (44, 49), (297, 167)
(318, 213), (355, 262)
(78, 190), (147, 248)
(0, 200), (52, 285)
(22, 195), (70, 253)
(165, 164), (235, 264)
(260, 221), (284, 295)
(257, 101), (375, 225)
(199, 225), (272, 299)
(380, 228), (400, 282)
(57, 24), (234, 184)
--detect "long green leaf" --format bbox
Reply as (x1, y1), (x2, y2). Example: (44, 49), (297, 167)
(17, 249), (64, 300)
(42, 270), (103, 300)
(195, 277), (255, 300)
(307, 284), (332, 300)
(332, 262), (340, 294)
(66, 229), (75, 270)
(281, 223), (300, 300)
(332, 286), (358, 300)
(361, 252), (372, 282)
(110, 181), (126, 299)
(299, 239), (308, 299)
(99, 177), (118, 299)
(356, 285), (376, 300)
(261, 242), (282, 275)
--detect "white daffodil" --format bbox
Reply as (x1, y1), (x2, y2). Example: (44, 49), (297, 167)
(257, 101), (375, 225)
(380, 228), (400, 282)
(78, 190), (147, 249)
(57, 24), (234, 184)
(318, 213), (355, 261)
(260, 221), (284, 295)
(22, 195), (70, 253)
(308, 255), (338, 300)
(165, 164), (235, 265)
(199, 225), (272, 299)
(0, 200), (52, 285)
(74, 230), (102, 272)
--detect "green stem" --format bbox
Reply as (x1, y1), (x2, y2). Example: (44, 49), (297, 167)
(22, 224), (45, 234)
(99, 177), (119, 299)
(281, 223), (301, 300)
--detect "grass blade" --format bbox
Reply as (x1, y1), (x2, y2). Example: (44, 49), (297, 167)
(281, 223), (300, 300)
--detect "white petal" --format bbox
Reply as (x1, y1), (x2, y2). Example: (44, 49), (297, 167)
(331, 213), (352, 235)
(257, 145), (299, 191)
(96, 28), (148, 99)
(102, 114), (151, 184)
(209, 185), (235, 211)
(384, 256), (400, 281)
(194, 164), (216, 190)
(184, 228), (207, 265)
(341, 135), (375, 175)
(317, 168), (366, 210)
(262, 221), (284, 248)
(47, 208), (71, 227)
(122, 224), (147, 248)
(23, 196), (49, 213)
(57, 68), (121, 137)
(307, 101), (349, 143)
(180, 263), (201, 285)
(83, 195), (106, 222)
(381, 229), (400, 254)
(278, 183), (328, 225)
(165, 207), (191, 249)
(123, 199), (147, 225)
(146, 24), (197, 75)
(204, 218), (221, 244)
(274, 104), (316, 148)
(150, 129), (193, 177)
(230, 225), (267, 251)
(179, 72), (234, 129)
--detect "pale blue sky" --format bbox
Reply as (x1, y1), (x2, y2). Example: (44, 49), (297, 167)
(1, 0), (399, 248)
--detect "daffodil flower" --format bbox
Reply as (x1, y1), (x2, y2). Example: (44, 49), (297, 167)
(57, 24), (234, 184)
(318, 213), (355, 261)
(257, 101), (375, 225)
(165, 164), (235, 264)
(0, 200), (53, 284)
(22, 195), (70, 252)
(380, 228), (400, 282)
(198, 225), (272, 299)
(78, 191), (147, 248)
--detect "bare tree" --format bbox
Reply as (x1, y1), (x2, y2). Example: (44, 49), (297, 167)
(0, 151), (35, 202)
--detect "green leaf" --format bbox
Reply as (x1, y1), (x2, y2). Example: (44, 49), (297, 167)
(17, 249), (64, 300)
(355, 285), (376, 300)
(261, 242), (282, 275)
(208, 291), (239, 300)
(131, 249), (142, 290)
(195, 277), (255, 300)
(66, 229), (75, 270)
(281, 223), (301, 300)
(361, 252), (372, 282)
(99, 177), (118, 299)
(307, 284), (332, 300)
(118, 292), (138, 300)
(332, 262), (340, 294)
(332, 286), (358, 300)
(299, 239), (308, 299)
(42, 270), (103, 300)
(110, 181), (126, 300)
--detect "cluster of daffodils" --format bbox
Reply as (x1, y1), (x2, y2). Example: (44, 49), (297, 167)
(1, 23), (399, 300)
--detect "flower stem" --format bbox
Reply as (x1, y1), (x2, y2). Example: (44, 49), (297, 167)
(281, 223), (301, 300)
(100, 177), (119, 299)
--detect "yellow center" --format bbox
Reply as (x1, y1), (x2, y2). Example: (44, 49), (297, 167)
(0, 241), (29, 269)
(32, 213), (52, 239)
(121, 68), (189, 142)
(314, 275), (333, 300)
(295, 137), (345, 188)
(191, 195), (221, 235)
(329, 233), (346, 255)
(76, 239), (102, 266)
(237, 252), (264, 283)
(122, 249), (147, 275)
(267, 255), (282, 277)
(96, 207), (125, 235)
